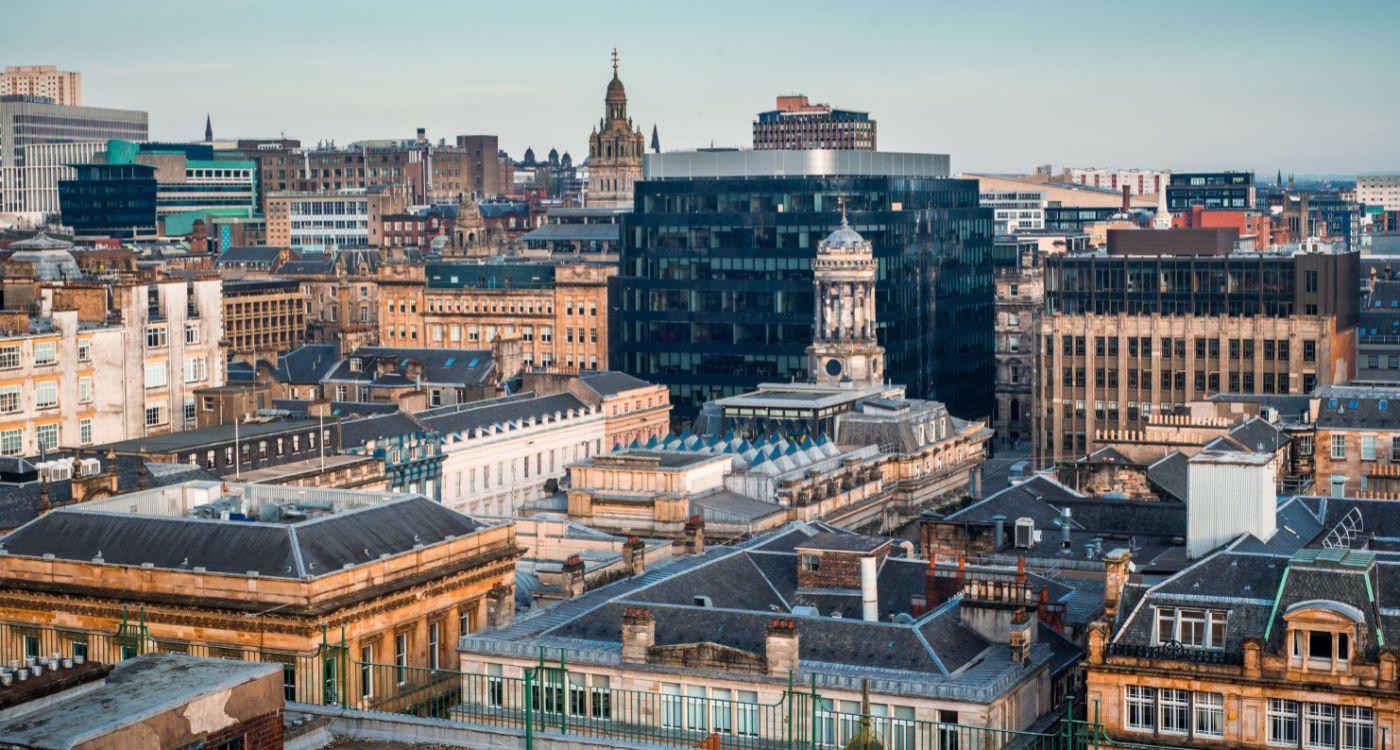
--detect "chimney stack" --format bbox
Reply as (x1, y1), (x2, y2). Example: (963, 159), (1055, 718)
(764, 619), (799, 676)
(860, 554), (879, 622)
(621, 607), (655, 664)
(1008, 608), (1036, 665)
(1102, 548), (1133, 621)
(562, 554), (586, 598)
(684, 515), (705, 555)
(486, 582), (515, 629)
(623, 536), (646, 576)
(1121, 185), (1131, 212)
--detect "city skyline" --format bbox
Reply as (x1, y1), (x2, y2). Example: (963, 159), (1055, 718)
(4, 0), (1398, 176)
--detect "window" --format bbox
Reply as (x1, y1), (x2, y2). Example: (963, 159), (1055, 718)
(79, 418), (92, 445)
(185, 323), (200, 344)
(145, 404), (167, 427)
(1125, 685), (1155, 732)
(144, 362), (167, 389)
(0, 346), (17, 370)
(145, 326), (167, 348)
(1332, 434), (1347, 460)
(0, 385), (20, 413)
(1155, 608), (1227, 648)
(661, 683), (683, 729)
(360, 645), (374, 698)
(34, 341), (55, 365)
(78, 340), (91, 362)
(800, 554), (819, 572)
(590, 674), (611, 719)
(35, 380), (57, 409)
(184, 397), (196, 427)
(427, 622), (441, 671)
(36, 423), (57, 451)
(1362, 435), (1377, 461)
(1194, 692), (1224, 739)
(0, 429), (20, 456)
(78, 376), (93, 404)
(1269, 698), (1300, 747)
(394, 633), (408, 685)
(1159, 689), (1189, 735)
(1305, 703), (1337, 750)
(736, 690), (759, 737)
(1341, 705), (1373, 750)
(685, 685), (708, 731)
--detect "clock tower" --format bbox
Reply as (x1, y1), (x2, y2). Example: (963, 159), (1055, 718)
(806, 216), (885, 386)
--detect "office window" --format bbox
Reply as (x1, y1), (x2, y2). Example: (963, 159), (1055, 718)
(0, 385), (20, 414)
(1269, 699), (1300, 747)
(1159, 689), (1189, 735)
(0, 345), (17, 370)
(1194, 692), (1224, 739)
(1125, 685), (1155, 731)
(36, 423), (58, 451)
(34, 341), (56, 365)
(35, 380), (57, 409)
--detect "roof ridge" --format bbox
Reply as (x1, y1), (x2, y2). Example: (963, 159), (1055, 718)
(287, 525), (307, 578)
(742, 552), (791, 611)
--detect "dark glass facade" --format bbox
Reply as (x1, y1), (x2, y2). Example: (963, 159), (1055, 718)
(58, 163), (157, 239)
(1166, 172), (1255, 211)
(614, 175), (994, 423)
(1044, 206), (1118, 232)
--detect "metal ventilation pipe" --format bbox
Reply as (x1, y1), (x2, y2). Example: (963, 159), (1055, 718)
(861, 555), (879, 622)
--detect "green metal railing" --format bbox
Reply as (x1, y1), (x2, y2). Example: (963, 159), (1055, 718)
(2, 617), (1387, 750)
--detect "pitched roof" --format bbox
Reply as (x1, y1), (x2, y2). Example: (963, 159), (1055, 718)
(216, 245), (284, 266)
(0, 496), (481, 579)
(419, 392), (590, 436)
(580, 371), (653, 397)
(1147, 452), (1189, 502)
(324, 347), (496, 387)
(340, 412), (434, 449)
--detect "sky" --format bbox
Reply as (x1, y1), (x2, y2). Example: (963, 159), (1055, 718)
(4, 0), (1398, 177)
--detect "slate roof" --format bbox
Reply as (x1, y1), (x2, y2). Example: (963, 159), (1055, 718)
(520, 224), (620, 243)
(1147, 452), (1189, 502)
(325, 347), (496, 387)
(216, 246), (285, 267)
(1080, 447), (1138, 465)
(340, 412), (435, 449)
(273, 344), (341, 383)
(419, 392), (590, 437)
(579, 371), (653, 397)
(0, 456), (217, 530)
(0, 496), (482, 579)
(278, 258), (333, 275)
(942, 475), (1081, 526)
(94, 419), (321, 454)
(1313, 385), (1400, 430)
(794, 532), (889, 554)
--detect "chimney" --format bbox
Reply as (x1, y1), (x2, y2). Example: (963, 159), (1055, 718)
(764, 619), (799, 677)
(684, 515), (705, 555)
(416, 127), (427, 145)
(486, 582), (515, 629)
(959, 557), (1036, 643)
(921, 554), (966, 614)
(1036, 585), (1066, 633)
(1102, 548), (1133, 621)
(1008, 608), (1036, 665)
(993, 514), (1006, 550)
(562, 554), (586, 599)
(621, 607), (655, 664)
(623, 536), (646, 576)
(1059, 507), (1072, 554)
(1120, 185), (1131, 212)
(860, 554), (879, 622)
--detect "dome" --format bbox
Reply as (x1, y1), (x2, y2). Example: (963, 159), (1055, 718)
(606, 74), (627, 103)
(8, 233), (81, 282)
(822, 217), (866, 250)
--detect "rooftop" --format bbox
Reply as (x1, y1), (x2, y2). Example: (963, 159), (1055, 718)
(94, 418), (323, 454)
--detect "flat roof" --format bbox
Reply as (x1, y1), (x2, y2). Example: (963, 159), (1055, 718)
(644, 150), (949, 180)
(581, 450), (728, 471)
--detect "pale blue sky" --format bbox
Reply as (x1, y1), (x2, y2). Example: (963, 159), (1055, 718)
(4, 0), (1397, 175)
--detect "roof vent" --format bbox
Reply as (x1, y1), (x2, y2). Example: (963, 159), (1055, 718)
(193, 566), (206, 573)
(693, 595), (713, 608)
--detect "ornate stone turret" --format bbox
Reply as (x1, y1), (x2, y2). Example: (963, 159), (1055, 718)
(807, 213), (885, 386)
(586, 49), (644, 209)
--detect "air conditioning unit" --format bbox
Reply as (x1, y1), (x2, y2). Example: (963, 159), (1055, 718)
(1014, 517), (1036, 549)
(79, 458), (101, 476)
(37, 461), (72, 483)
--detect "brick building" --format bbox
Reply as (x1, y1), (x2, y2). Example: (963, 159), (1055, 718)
(752, 95), (876, 151)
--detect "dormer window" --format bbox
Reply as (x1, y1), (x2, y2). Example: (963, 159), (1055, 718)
(800, 554), (819, 573)
(1154, 607), (1227, 649)
(349, 357), (362, 372)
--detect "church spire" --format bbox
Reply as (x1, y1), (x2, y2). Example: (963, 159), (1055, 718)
(204, 114), (213, 142)
(650, 124), (660, 153)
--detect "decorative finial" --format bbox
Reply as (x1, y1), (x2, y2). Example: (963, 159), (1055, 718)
(838, 196), (848, 227)
(611, 48), (619, 76)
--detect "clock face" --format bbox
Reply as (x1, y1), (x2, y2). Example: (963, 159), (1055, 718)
(825, 359), (843, 376)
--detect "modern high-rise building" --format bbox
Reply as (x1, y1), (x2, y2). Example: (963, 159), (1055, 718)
(614, 149), (994, 423)
(753, 95), (876, 151)
(1034, 233), (1359, 462)
(1357, 174), (1400, 211)
(1165, 171), (1256, 212)
(0, 66), (81, 105)
(586, 51), (644, 209)
(0, 95), (147, 215)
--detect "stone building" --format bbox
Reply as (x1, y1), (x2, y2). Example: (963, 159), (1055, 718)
(1086, 494), (1400, 749)
(377, 260), (613, 372)
(1036, 242), (1358, 462)
(806, 215), (885, 387)
(1310, 384), (1400, 497)
(459, 523), (1082, 747)
(994, 236), (1042, 446)
(0, 481), (522, 708)
(522, 369), (672, 451)
(277, 247), (380, 347)
(585, 51), (644, 209)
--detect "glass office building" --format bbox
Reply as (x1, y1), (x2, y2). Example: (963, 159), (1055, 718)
(614, 150), (994, 423)
(1165, 172), (1256, 212)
